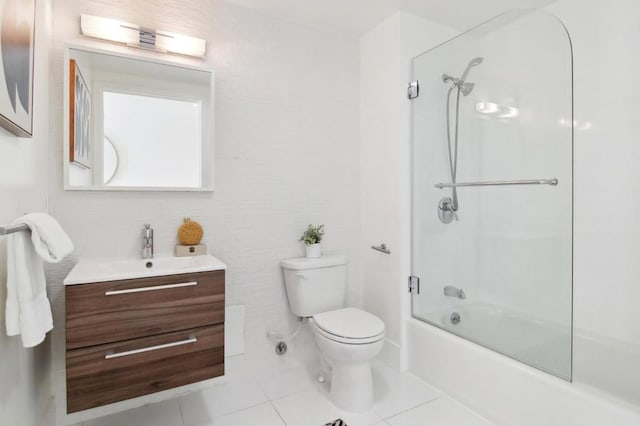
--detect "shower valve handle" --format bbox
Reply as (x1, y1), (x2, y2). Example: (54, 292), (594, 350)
(438, 197), (459, 224)
(445, 199), (459, 220)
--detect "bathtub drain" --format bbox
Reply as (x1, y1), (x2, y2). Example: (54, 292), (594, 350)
(450, 312), (461, 325)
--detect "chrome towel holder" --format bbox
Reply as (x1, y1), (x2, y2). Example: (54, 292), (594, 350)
(0, 223), (29, 235)
(371, 243), (391, 254)
(435, 178), (558, 189)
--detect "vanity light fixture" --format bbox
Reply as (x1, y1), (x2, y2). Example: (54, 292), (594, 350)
(80, 14), (206, 58)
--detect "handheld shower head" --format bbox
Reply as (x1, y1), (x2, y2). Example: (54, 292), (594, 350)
(460, 56), (483, 82)
(469, 57), (484, 67)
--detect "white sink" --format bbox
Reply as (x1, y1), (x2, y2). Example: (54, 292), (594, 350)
(64, 254), (227, 285)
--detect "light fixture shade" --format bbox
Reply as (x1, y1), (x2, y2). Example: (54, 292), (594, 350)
(80, 14), (206, 58)
(156, 31), (206, 57)
(80, 14), (139, 45)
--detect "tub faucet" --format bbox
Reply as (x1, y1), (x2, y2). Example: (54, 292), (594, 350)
(142, 224), (154, 259)
(444, 285), (465, 299)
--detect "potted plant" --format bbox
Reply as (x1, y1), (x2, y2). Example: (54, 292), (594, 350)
(299, 224), (325, 258)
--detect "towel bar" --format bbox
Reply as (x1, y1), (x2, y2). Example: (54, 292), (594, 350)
(435, 178), (558, 189)
(0, 224), (29, 235)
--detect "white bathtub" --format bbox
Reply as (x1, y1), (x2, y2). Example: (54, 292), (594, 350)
(415, 302), (571, 379)
(407, 307), (640, 425)
(573, 330), (640, 408)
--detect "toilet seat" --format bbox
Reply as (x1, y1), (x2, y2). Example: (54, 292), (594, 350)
(312, 307), (385, 345)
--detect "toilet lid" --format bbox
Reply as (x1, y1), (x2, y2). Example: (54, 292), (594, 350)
(313, 307), (385, 341)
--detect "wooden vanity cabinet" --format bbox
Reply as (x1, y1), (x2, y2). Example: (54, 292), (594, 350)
(65, 270), (225, 413)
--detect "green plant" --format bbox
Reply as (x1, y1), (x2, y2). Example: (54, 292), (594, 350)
(299, 224), (325, 245)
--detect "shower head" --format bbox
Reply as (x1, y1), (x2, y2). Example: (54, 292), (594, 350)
(469, 57), (484, 67)
(460, 56), (483, 82)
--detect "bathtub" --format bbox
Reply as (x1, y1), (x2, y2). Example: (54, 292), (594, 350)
(407, 304), (640, 425)
(415, 302), (571, 379)
(573, 330), (640, 408)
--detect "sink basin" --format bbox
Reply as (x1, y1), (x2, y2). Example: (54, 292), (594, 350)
(63, 254), (227, 285)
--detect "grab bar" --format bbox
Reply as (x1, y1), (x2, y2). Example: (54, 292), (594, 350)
(0, 224), (29, 235)
(435, 178), (558, 189)
(371, 243), (391, 254)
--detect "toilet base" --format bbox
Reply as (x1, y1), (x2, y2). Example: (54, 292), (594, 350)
(329, 362), (374, 411)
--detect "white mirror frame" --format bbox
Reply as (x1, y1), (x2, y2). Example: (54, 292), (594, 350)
(62, 42), (215, 192)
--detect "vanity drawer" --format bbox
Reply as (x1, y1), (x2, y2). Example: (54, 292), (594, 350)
(66, 324), (224, 413)
(66, 270), (224, 349)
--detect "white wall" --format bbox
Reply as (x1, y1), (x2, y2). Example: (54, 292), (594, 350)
(0, 1), (53, 425)
(360, 12), (457, 368)
(47, 0), (362, 410)
(545, 0), (640, 405)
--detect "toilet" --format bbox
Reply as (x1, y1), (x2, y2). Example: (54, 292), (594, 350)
(281, 255), (385, 412)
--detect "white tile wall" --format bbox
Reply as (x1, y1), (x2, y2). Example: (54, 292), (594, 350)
(546, 0), (640, 347)
(46, 2), (362, 417)
(360, 11), (458, 367)
(542, 0), (640, 406)
(0, 1), (54, 425)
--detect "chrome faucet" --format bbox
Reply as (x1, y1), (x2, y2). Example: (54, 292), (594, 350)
(142, 224), (154, 259)
(444, 285), (466, 299)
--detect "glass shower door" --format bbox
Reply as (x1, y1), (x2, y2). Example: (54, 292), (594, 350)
(410, 10), (573, 379)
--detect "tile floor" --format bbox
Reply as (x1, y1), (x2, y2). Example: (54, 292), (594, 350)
(75, 346), (494, 426)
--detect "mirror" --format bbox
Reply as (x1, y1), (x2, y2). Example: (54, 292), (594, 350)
(64, 46), (214, 191)
(103, 137), (117, 184)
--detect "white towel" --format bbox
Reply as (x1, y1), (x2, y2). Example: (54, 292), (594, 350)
(6, 213), (74, 347)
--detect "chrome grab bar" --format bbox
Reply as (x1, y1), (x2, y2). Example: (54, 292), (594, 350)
(371, 243), (391, 254)
(105, 336), (197, 359)
(0, 223), (29, 235)
(435, 178), (558, 189)
(105, 281), (198, 296)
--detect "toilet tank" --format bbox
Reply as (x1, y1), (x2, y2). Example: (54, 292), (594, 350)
(280, 255), (347, 317)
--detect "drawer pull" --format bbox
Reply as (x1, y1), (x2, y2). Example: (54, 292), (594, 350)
(105, 281), (198, 296)
(105, 336), (197, 359)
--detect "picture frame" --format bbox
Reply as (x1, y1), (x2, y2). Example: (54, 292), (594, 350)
(0, 0), (36, 137)
(69, 59), (91, 168)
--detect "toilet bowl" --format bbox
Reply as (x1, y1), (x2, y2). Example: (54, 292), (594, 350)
(311, 307), (384, 411)
(280, 255), (386, 412)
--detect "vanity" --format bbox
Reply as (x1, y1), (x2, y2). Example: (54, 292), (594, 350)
(63, 255), (226, 413)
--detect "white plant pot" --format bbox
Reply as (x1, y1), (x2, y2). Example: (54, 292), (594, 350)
(305, 243), (322, 258)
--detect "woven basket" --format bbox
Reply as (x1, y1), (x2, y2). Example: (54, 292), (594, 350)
(178, 218), (203, 245)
